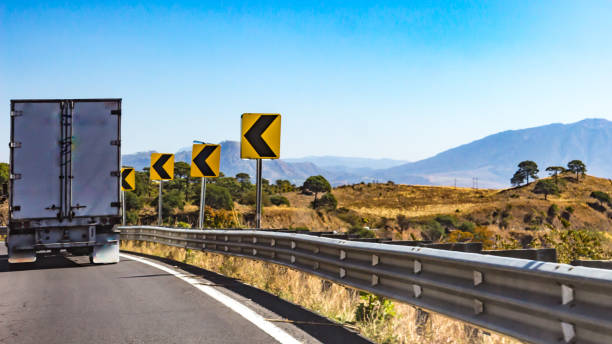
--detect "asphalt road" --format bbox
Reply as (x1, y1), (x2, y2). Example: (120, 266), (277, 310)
(0, 245), (370, 344)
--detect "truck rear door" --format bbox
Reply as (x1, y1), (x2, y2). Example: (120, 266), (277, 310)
(10, 101), (62, 219)
(70, 100), (121, 217)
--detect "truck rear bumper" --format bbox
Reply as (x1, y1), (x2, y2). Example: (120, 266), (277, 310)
(7, 227), (120, 264)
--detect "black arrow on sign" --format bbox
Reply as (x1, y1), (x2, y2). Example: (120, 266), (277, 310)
(153, 154), (172, 179)
(121, 169), (133, 189)
(244, 115), (277, 158)
(193, 145), (217, 176)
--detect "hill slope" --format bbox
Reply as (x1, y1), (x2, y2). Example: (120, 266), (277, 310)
(379, 119), (612, 188)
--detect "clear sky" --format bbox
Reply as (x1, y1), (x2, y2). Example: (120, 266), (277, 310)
(1, 1), (611, 162)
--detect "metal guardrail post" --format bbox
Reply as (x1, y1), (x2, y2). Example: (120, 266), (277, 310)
(414, 308), (431, 336)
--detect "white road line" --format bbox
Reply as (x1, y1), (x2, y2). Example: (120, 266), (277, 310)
(120, 253), (301, 344)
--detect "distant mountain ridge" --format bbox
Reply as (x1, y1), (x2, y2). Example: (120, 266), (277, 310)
(122, 118), (612, 188)
(378, 118), (612, 188)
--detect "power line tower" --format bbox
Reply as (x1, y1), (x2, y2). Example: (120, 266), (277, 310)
(472, 177), (478, 190)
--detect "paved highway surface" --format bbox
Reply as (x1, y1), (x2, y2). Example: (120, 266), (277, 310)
(0, 245), (370, 344)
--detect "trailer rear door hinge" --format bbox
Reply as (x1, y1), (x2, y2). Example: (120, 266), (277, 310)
(110, 171), (120, 177)
(10, 110), (23, 117)
(9, 142), (22, 148)
(110, 109), (121, 115)
(110, 140), (120, 146)
(10, 174), (21, 180)
(12, 205), (21, 211)
(110, 202), (121, 207)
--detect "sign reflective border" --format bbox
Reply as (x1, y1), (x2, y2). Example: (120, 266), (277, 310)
(150, 153), (174, 180)
(191, 144), (221, 178)
(121, 167), (135, 191)
(241, 113), (281, 159)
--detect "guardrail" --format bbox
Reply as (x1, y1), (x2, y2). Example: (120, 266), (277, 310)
(121, 226), (612, 344)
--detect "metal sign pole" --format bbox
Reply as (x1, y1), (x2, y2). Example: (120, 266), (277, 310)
(158, 181), (163, 226)
(255, 159), (262, 228)
(198, 177), (207, 229)
(121, 190), (126, 226)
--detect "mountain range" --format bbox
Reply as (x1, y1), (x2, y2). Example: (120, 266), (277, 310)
(122, 118), (612, 188)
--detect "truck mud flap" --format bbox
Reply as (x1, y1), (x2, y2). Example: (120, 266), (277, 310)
(8, 249), (36, 264)
(91, 233), (120, 264)
(8, 233), (37, 263)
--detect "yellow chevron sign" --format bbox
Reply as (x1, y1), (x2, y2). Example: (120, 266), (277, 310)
(241, 113), (281, 159)
(121, 167), (135, 191)
(191, 144), (221, 178)
(150, 153), (174, 180)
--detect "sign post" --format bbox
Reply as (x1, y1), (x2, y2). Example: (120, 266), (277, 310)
(150, 153), (174, 226)
(191, 143), (221, 229)
(199, 178), (206, 228)
(120, 167), (136, 226)
(240, 113), (281, 229)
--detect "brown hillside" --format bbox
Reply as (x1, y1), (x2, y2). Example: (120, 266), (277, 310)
(281, 174), (612, 233)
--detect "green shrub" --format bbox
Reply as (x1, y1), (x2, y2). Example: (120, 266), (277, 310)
(348, 226), (376, 238)
(124, 191), (143, 211)
(560, 218), (571, 228)
(434, 214), (457, 228)
(199, 184), (233, 210)
(176, 221), (191, 229)
(126, 210), (140, 225)
(458, 221), (475, 233)
(316, 192), (338, 210)
(337, 209), (361, 226)
(354, 292), (395, 322)
(421, 220), (444, 241)
(590, 191), (610, 207)
(544, 229), (610, 263)
(269, 195), (290, 206)
(239, 190), (270, 206)
(548, 204), (559, 218)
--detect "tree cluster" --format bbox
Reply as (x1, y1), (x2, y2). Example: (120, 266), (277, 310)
(124, 164), (299, 225)
(511, 159), (588, 187)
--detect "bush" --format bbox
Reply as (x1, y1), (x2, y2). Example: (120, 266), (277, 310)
(590, 191), (610, 207)
(548, 204), (559, 218)
(337, 209), (361, 227)
(543, 229), (610, 263)
(354, 292), (395, 322)
(458, 221), (475, 233)
(198, 184), (233, 210)
(421, 220), (444, 241)
(125, 210), (139, 225)
(396, 214), (411, 231)
(176, 221), (191, 229)
(434, 214), (457, 228)
(533, 179), (560, 200)
(239, 190), (271, 206)
(269, 195), (290, 206)
(316, 192), (338, 210)
(348, 226), (376, 238)
(124, 191), (143, 211)
(560, 218), (571, 228)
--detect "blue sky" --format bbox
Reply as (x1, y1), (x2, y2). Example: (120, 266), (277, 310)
(1, 1), (611, 162)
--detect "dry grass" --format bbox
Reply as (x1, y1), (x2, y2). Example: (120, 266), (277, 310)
(279, 175), (612, 234)
(122, 240), (522, 344)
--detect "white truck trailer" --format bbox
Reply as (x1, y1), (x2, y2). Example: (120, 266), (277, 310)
(7, 99), (122, 264)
